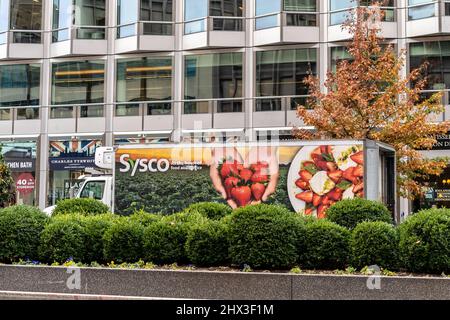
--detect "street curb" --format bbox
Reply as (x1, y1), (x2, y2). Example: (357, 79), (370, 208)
(0, 265), (449, 300)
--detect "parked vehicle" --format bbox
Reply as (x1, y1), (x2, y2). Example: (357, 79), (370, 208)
(45, 140), (397, 220)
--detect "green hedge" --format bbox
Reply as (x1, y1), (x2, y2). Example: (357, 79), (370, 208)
(143, 211), (206, 264)
(39, 214), (87, 263)
(82, 214), (117, 263)
(52, 198), (110, 216)
(351, 221), (399, 269)
(183, 202), (232, 220)
(1, 203), (448, 274)
(128, 210), (162, 227)
(185, 220), (229, 266)
(399, 209), (450, 274)
(326, 199), (393, 230)
(103, 218), (145, 263)
(302, 219), (350, 270)
(0, 205), (49, 262)
(228, 204), (305, 269)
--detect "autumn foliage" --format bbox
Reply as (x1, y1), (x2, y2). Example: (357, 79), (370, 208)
(296, 4), (450, 198)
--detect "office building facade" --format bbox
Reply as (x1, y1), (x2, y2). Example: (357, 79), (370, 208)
(0, 0), (449, 212)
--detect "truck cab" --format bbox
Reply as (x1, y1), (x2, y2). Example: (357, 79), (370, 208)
(43, 147), (115, 215)
(76, 175), (113, 208)
(43, 175), (113, 216)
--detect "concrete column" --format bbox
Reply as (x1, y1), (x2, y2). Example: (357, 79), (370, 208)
(319, 0), (329, 92)
(397, 0), (411, 218)
(245, 0), (255, 142)
(104, 0), (117, 147)
(37, 0), (53, 209)
(172, 1), (183, 143)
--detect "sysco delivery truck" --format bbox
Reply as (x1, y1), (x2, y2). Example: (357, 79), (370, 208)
(45, 140), (398, 221)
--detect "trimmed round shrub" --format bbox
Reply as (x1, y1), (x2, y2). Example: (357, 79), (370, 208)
(326, 199), (392, 230)
(350, 221), (399, 269)
(128, 210), (162, 227)
(143, 211), (206, 264)
(103, 218), (145, 263)
(228, 204), (306, 269)
(52, 198), (109, 216)
(399, 209), (450, 274)
(184, 202), (232, 220)
(185, 220), (229, 266)
(0, 205), (49, 262)
(82, 214), (117, 263)
(39, 214), (86, 263)
(302, 219), (351, 270)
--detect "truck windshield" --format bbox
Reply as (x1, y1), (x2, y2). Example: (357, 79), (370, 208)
(79, 181), (105, 200)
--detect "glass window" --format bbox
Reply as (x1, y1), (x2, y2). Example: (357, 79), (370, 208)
(184, 52), (243, 100)
(284, 0), (316, 12)
(147, 102), (172, 115)
(408, 3), (435, 20)
(329, 0), (355, 11)
(408, 0), (433, 5)
(256, 0), (281, 16)
(184, 101), (210, 114)
(141, 0), (173, 21)
(255, 15), (279, 30)
(115, 104), (140, 116)
(185, 0), (208, 21)
(80, 180), (105, 200)
(256, 48), (317, 97)
(141, 0), (173, 35)
(0, 109), (11, 120)
(286, 13), (317, 26)
(410, 41), (450, 91)
(330, 46), (353, 71)
(52, 0), (72, 42)
(210, 0), (243, 31)
(17, 107), (39, 120)
(217, 100), (242, 112)
(51, 60), (105, 105)
(117, 57), (172, 103)
(184, 0), (208, 34)
(117, 0), (138, 37)
(0, 64), (40, 107)
(50, 106), (74, 119)
(255, 0), (280, 29)
(74, 0), (105, 26)
(80, 105), (104, 117)
(329, 0), (357, 26)
(210, 0), (243, 16)
(10, 0), (42, 43)
(255, 98), (282, 112)
(0, 0), (9, 44)
(74, 0), (106, 39)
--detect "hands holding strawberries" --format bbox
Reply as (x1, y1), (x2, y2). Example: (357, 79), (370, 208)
(210, 146), (280, 209)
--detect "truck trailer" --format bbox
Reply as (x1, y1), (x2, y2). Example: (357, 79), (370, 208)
(45, 139), (398, 221)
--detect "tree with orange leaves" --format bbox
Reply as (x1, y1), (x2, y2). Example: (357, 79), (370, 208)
(296, 4), (450, 199)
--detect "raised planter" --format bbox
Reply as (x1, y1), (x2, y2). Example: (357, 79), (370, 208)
(0, 265), (448, 300)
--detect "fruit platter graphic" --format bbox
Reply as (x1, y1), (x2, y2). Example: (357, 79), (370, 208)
(287, 144), (364, 218)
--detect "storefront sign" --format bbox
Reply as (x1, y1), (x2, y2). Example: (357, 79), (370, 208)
(49, 157), (96, 171)
(5, 158), (36, 172)
(432, 133), (450, 150)
(64, 179), (84, 198)
(15, 173), (35, 195)
(434, 189), (450, 202)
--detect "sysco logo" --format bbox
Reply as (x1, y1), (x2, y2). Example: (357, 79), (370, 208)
(120, 154), (170, 176)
